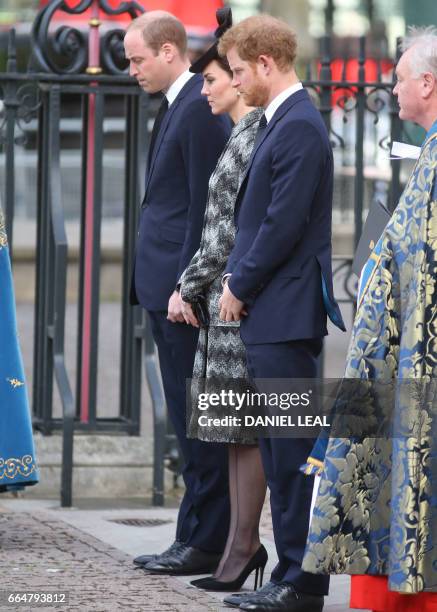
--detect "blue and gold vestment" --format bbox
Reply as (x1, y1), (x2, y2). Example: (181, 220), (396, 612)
(303, 122), (437, 594)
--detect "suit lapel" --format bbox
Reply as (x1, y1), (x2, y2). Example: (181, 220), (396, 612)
(146, 99), (179, 190)
(236, 89), (310, 201)
(144, 74), (201, 198)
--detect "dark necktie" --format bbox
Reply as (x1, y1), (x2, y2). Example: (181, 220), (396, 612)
(148, 96), (169, 168)
(253, 113), (267, 149)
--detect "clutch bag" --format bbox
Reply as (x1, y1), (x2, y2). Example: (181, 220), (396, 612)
(191, 294), (210, 328)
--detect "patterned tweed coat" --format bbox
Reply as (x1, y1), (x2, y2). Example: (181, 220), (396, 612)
(179, 108), (263, 442)
(180, 108), (262, 324)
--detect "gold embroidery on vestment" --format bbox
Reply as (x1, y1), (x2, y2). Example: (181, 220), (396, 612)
(7, 378), (25, 389)
(0, 455), (36, 480)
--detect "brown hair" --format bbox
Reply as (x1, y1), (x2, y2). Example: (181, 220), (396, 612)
(218, 14), (297, 71)
(216, 54), (232, 76)
(127, 11), (187, 57)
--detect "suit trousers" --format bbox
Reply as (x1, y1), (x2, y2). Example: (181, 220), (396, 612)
(244, 338), (329, 595)
(147, 311), (230, 553)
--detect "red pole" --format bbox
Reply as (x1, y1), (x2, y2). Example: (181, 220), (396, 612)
(80, 1), (101, 423)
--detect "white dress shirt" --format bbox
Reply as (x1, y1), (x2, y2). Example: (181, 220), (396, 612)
(165, 69), (195, 106)
(264, 82), (303, 124)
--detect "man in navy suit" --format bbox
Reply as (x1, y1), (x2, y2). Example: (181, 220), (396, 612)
(124, 11), (230, 575)
(218, 15), (345, 612)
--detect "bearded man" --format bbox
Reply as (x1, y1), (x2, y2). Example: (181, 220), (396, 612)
(218, 14), (344, 612)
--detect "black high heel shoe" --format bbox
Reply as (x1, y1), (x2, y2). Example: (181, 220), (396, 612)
(190, 544), (268, 592)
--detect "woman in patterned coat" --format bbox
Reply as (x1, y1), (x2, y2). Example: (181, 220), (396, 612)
(0, 209), (39, 492)
(178, 8), (267, 593)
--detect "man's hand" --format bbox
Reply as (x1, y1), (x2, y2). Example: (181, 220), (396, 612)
(167, 290), (186, 323)
(181, 299), (200, 327)
(219, 283), (246, 322)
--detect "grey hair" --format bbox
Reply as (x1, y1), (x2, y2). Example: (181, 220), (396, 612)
(400, 26), (437, 78)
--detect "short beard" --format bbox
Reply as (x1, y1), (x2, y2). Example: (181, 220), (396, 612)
(242, 70), (270, 107)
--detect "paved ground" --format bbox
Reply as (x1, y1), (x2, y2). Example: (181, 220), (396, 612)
(0, 506), (218, 612)
(0, 497), (365, 612)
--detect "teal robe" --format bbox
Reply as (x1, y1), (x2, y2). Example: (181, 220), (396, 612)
(0, 210), (38, 491)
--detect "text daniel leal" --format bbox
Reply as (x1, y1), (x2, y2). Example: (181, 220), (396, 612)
(197, 414), (331, 427)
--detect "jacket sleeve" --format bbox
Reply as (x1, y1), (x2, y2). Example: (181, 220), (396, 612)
(176, 98), (230, 282)
(180, 212), (236, 302)
(228, 120), (327, 302)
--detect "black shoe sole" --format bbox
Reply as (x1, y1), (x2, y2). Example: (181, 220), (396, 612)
(143, 566), (218, 576)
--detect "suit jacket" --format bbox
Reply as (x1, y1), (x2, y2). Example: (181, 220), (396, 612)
(131, 73), (230, 310)
(226, 88), (345, 344)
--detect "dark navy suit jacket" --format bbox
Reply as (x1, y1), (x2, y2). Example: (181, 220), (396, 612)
(226, 88), (345, 344)
(131, 73), (230, 310)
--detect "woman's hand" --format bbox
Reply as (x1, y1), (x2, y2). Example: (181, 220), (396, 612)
(181, 299), (200, 327)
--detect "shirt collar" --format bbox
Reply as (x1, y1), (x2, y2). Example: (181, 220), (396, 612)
(264, 82), (303, 124)
(424, 118), (437, 143)
(165, 69), (194, 106)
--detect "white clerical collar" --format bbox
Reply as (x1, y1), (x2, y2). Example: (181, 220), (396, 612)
(165, 69), (194, 106)
(264, 82), (303, 124)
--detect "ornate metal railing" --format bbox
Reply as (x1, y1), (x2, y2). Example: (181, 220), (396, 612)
(304, 35), (404, 242)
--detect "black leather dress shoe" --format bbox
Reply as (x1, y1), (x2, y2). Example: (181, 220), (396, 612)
(239, 584), (324, 612)
(133, 540), (182, 567)
(223, 582), (276, 608)
(143, 544), (221, 576)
